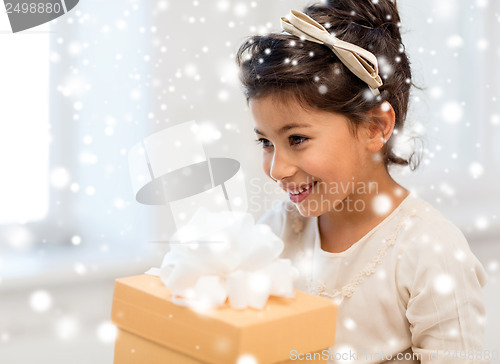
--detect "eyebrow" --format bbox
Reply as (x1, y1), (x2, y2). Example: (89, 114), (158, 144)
(254, 123), (312, 136)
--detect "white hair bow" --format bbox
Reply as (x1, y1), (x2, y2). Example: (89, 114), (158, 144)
(281, 10), (383, 96)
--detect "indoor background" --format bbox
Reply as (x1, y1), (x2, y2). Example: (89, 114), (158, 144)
(1, 0), (499, 362)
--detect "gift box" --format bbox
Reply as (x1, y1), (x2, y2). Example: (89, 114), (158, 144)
(111, 274), (337, 364)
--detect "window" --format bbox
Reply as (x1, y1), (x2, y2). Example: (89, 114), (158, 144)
(0, 2), (153, 272)
(0, 22), (50, 225)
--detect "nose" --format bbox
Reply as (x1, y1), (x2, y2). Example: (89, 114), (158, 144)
(269, 148), (296, 182)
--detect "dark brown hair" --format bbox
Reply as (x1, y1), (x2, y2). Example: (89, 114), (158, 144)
(236, 0), (420, 170)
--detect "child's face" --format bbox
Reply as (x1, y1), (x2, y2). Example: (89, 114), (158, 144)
(250, 94), (378, 217)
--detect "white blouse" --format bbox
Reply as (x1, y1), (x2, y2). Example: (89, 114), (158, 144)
(257, 193), (489, 363)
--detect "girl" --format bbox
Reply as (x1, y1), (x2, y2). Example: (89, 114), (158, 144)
(236, 1), (488, 363)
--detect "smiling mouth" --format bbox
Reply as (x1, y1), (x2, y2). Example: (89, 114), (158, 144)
(289, 182), (317, 195)
(288, 181), (316, 203)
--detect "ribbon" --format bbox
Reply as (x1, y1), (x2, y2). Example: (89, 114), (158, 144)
(154, 207), (298, 310)
(280, 10), (383, 96)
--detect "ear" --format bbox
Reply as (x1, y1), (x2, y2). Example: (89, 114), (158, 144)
(363, 101), (395, 153)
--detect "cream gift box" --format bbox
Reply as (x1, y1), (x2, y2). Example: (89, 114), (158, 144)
(111, 274), (337, 364)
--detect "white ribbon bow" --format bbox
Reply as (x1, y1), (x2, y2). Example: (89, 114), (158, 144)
(281, 10), (383, 96)
(156, 207), (298, 310)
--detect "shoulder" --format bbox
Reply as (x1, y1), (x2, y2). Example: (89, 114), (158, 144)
(398, 194), (476, 256)
(392, 195), (489, 352)
(395, 194), (488, 291)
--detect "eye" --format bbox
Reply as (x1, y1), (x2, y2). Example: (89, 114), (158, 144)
(289, 135), (309, 146)
(255, 138), (273, 148)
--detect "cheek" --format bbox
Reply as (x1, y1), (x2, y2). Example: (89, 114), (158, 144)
(310, 148), (357, 182)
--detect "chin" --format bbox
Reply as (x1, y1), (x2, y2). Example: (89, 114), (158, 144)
(294, 202), (327, 218)
(294, 196), (346, 217)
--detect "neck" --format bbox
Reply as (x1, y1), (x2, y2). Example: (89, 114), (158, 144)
(320, 167), (409, 235)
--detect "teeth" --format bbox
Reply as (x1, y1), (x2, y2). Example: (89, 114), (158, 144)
(291, 182), (314, 195)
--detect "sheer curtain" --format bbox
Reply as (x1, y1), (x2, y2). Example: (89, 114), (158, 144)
(393, 0), (500, 240)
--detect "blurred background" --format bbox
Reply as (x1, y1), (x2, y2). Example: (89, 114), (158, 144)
(0, 0), (499, 363)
